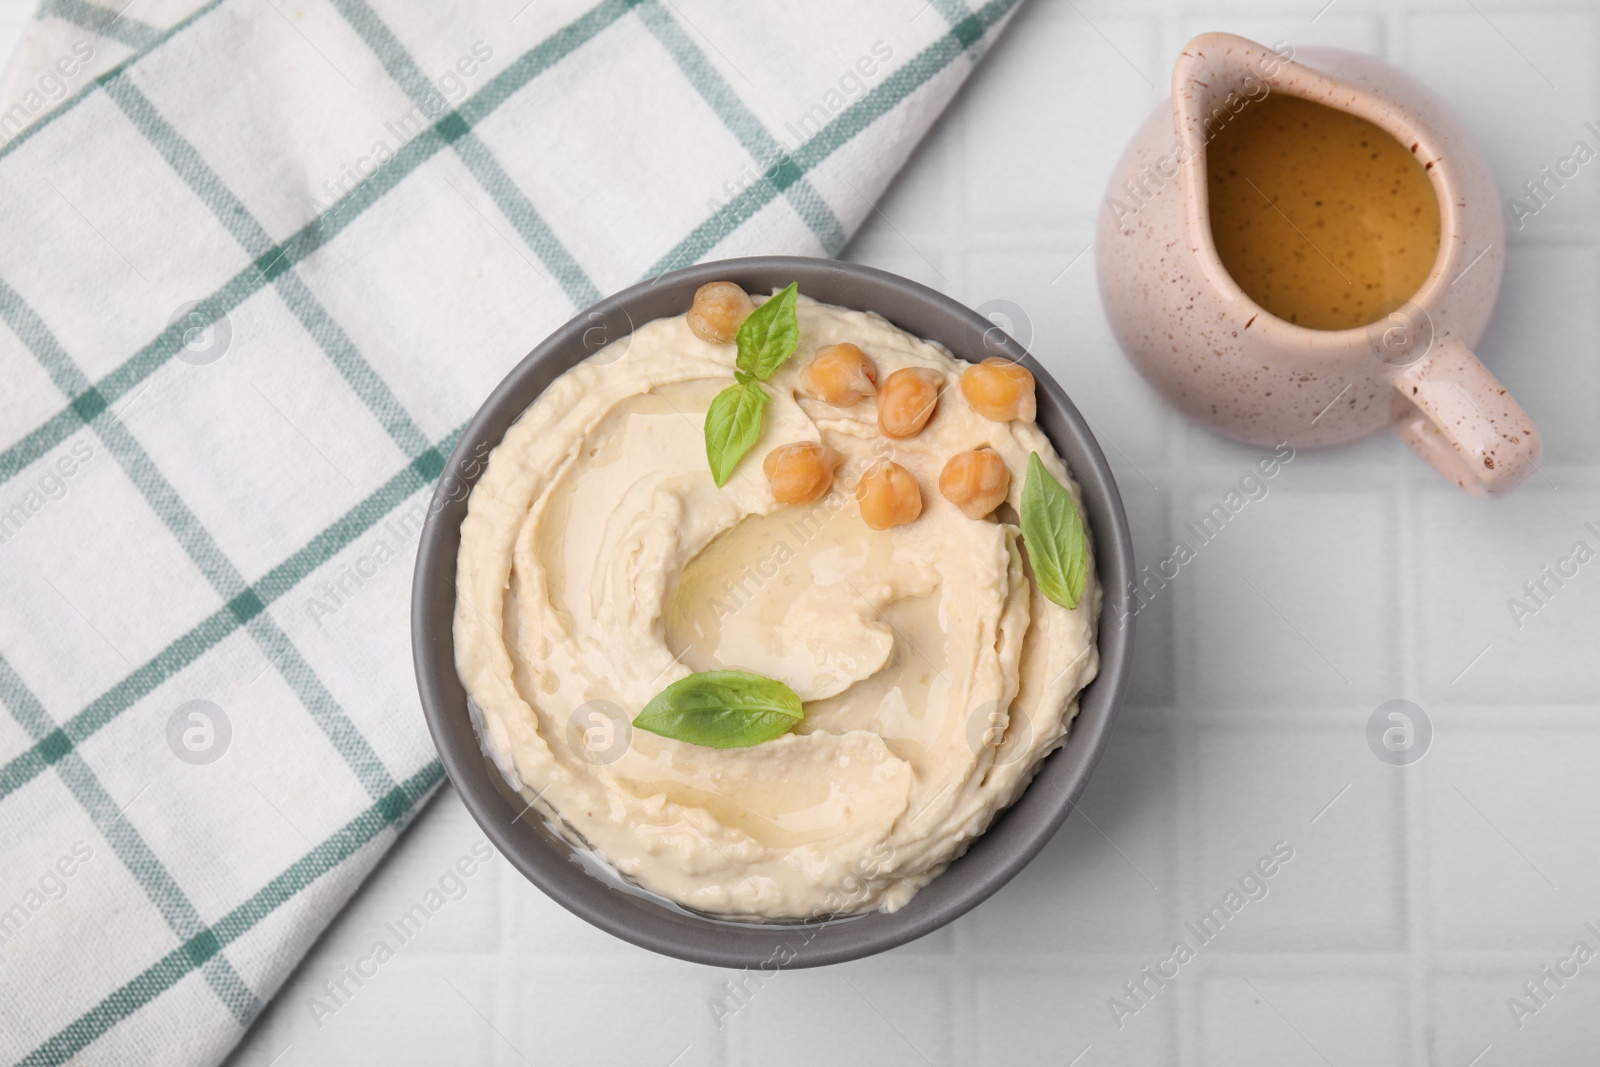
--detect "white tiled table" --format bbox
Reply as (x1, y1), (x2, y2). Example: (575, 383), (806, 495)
(9, 1), (1580, 1063)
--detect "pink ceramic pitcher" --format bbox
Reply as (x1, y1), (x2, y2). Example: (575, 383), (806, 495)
(1097, 32), (1540, 498)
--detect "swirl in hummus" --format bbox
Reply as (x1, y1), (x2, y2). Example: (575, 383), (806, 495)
(453, 289), (1099, 919)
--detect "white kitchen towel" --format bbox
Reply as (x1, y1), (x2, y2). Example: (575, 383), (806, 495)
(0, 0), (1020, 1062)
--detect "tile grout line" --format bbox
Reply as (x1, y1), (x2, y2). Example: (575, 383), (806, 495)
(500, 807), (522, 1067)
(1399, 397), (1432, 1065)
(1173, 509), (1198, 1067)
(952, 962), (975, 1067)
(1394, 7), (1431, 1048)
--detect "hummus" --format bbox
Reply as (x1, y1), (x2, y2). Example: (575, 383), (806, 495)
(454, 293), (1100, 919)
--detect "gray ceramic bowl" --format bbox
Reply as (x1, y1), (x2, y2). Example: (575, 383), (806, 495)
(412, 256), (1135, 968)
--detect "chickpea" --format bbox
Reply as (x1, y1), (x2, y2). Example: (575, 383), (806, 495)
(855, 460), (923, 530)
(801, 343), (878, 406)
(763, 441), (843, 506)
(877, 367), (945, 438)
(686, 281), (754, 344)
(939, 448), (1011, 520)
(960, 357), (1036, 423)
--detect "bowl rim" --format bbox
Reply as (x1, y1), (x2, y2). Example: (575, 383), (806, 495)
(412, 255), (1136, 968)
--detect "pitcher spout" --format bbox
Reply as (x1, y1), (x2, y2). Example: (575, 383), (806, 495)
(1101, 35), (1299, 249)
(1169, 34), (1305, 299)
(1170, 33), (1297, 158)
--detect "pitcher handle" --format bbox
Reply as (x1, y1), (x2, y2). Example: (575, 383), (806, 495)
(1392, 338), (1541, 498)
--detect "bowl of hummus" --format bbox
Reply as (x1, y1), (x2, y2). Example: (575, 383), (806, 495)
(413, 256), (1134, 967)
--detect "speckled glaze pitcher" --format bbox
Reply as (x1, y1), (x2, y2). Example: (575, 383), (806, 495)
(1097, 32), (1540, 498)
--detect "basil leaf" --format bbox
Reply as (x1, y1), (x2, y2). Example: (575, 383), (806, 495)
(1020, 452), (1089, 610)
(705, 378), (769, 487)
(634, 670), (804, 749)
(735, 282), (799, 381)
